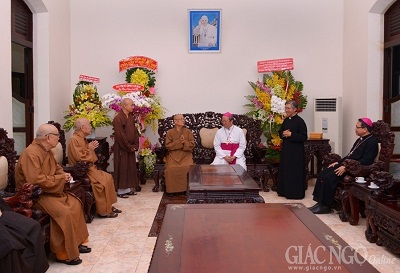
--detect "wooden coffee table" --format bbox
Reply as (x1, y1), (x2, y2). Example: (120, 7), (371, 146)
(187, 165), (264, 204)
(149, 203), (378, 273)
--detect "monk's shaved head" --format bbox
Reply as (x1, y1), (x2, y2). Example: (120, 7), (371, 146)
(74, 118), (90, 130)
(36, 124), (58, 138)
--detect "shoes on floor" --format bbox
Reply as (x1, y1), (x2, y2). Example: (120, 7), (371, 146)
(78, 244), (92, 253)
(166, 193), (175, 197)
(117, 194), (129, 198)
(56, 258), (82, 265)
(98, 212), (118, 218)
(310, 204), (331, 214)
(308, 203), (319, 210)
(126, 191), (137, 195)
(112, 206), (122, 213)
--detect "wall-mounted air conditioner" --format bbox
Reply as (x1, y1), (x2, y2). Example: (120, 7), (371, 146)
(313, 97), (343, 156)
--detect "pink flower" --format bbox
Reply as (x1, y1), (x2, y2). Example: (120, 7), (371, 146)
(148, 87), (155, 95)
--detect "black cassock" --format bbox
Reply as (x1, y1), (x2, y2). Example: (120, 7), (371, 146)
(312, 134), (378, 207)
(277, 114), (308, 199)
(0, 198), (49, 273)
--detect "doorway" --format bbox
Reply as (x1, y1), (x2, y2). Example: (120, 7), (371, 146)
(11, 0), (34, 156)
(383, 0), (400, 159)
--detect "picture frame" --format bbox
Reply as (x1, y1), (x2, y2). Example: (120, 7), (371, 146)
(188, 9), (221, 53)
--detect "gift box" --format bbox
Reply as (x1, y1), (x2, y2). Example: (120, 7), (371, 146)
(309, 132), (323, 139)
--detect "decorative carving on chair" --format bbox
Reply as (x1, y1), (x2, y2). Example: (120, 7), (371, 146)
(0, 128), (17, 192)
(3, 183), (36, 218)
(154, 112), (265, 191)
(327, 120), (395, 222)
(157, 111), (263, 164)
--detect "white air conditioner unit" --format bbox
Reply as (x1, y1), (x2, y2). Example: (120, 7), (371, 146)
(313, 97), (343, 156)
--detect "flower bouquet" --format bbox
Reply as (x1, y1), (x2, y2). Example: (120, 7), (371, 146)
(244, 70), (307, 160)
(102, 67), (164, 133)
(138, 138), (157, 175)
(63, 81), (112, 131)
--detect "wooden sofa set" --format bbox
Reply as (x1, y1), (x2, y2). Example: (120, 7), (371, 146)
(1, 115), (399, 254)
(151, 111), (270, 192)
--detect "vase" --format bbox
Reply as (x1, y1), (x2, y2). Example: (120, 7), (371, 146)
(86, 129), (96, 139)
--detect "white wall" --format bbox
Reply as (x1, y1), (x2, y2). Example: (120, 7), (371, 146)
(0, 0), (12, 134)
(0, 0), (395, 155)
(69, 0), (344, 145)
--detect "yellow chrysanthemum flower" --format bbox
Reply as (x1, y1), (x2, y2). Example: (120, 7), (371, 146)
(130, 69), (149, 89)
(271, 134), (282, 146)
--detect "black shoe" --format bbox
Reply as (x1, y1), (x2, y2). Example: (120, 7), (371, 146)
(126, 191), (137, 196)
(311, 204), (331, 214)
(166, 193), (175, 197)
(308, 203), (319, 210)
(78, 244), (92, 253)
(56, 258), (82, 265)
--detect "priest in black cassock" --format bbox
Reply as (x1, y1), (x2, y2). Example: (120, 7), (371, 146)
(0, 197), (49, 273)
(309, 117), (379, 214)
(277, 100), (308, 199)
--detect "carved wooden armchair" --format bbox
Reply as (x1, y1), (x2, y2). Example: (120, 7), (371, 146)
(323, 120), (395, 221)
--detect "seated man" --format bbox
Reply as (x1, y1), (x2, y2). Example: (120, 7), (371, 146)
(15, 123), (90, 266)
(0, 197), (49, 273)
(164, 114), (195, 196)
(211, 112), (247, 170)
(67, 118), (121, 218)
(309, 118), (379, 214)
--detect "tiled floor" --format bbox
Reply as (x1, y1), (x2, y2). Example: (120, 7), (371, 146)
(46, 175), (400, 273)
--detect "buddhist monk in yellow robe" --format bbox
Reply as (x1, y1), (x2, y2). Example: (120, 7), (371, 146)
(164, 114), (195, 196)
(67, 118), (121, 218)
(15, 124), (89, 266)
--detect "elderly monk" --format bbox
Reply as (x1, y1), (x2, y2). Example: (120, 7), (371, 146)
(211, 112), (247, 170)
(15, 124), (90, 266)
(113, 98), (140, 198)
(164, 114), (195, 196)
(67, 118), (121, 218)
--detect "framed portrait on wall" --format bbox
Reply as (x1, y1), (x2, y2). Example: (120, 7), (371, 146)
(188, 9), (221, 53)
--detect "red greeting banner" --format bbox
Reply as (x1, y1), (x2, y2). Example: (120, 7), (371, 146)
(119, 56), (158, 72)
(257, 58), (294, 73)
(112, 83), (144, 92)
(79, 74), (100, 83)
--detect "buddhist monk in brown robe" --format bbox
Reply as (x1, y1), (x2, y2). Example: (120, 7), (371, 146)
(164, 114), (195, 196)
(112, 98), (140, 198)
(15, 124), (90, 266)
(68, 118), (121, 218)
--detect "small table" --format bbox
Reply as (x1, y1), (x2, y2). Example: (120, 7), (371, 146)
(187, 165), (264, 204)
(365, 196), (400, 254)
(268, 138), (332, 191)
(348, 181), (375, 225)
(149, 203), (378, 273)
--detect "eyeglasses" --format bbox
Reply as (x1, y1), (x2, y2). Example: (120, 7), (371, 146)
(174, 118), (185, 121)
(46, 133), (60, 137)
(355, 126), (363, 129)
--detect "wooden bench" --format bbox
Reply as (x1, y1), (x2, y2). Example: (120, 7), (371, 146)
(151, 111), (269, 192)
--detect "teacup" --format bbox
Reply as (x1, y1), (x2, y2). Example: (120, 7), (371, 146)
(355, 177), (365, 182)
(370, 182), (378, 188)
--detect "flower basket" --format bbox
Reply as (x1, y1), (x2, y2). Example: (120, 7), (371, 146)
(244, 70), (307, 160)
(63, 81), (112, 131)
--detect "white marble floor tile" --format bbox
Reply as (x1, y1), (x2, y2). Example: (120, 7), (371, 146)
(44, 179), (399, 273)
